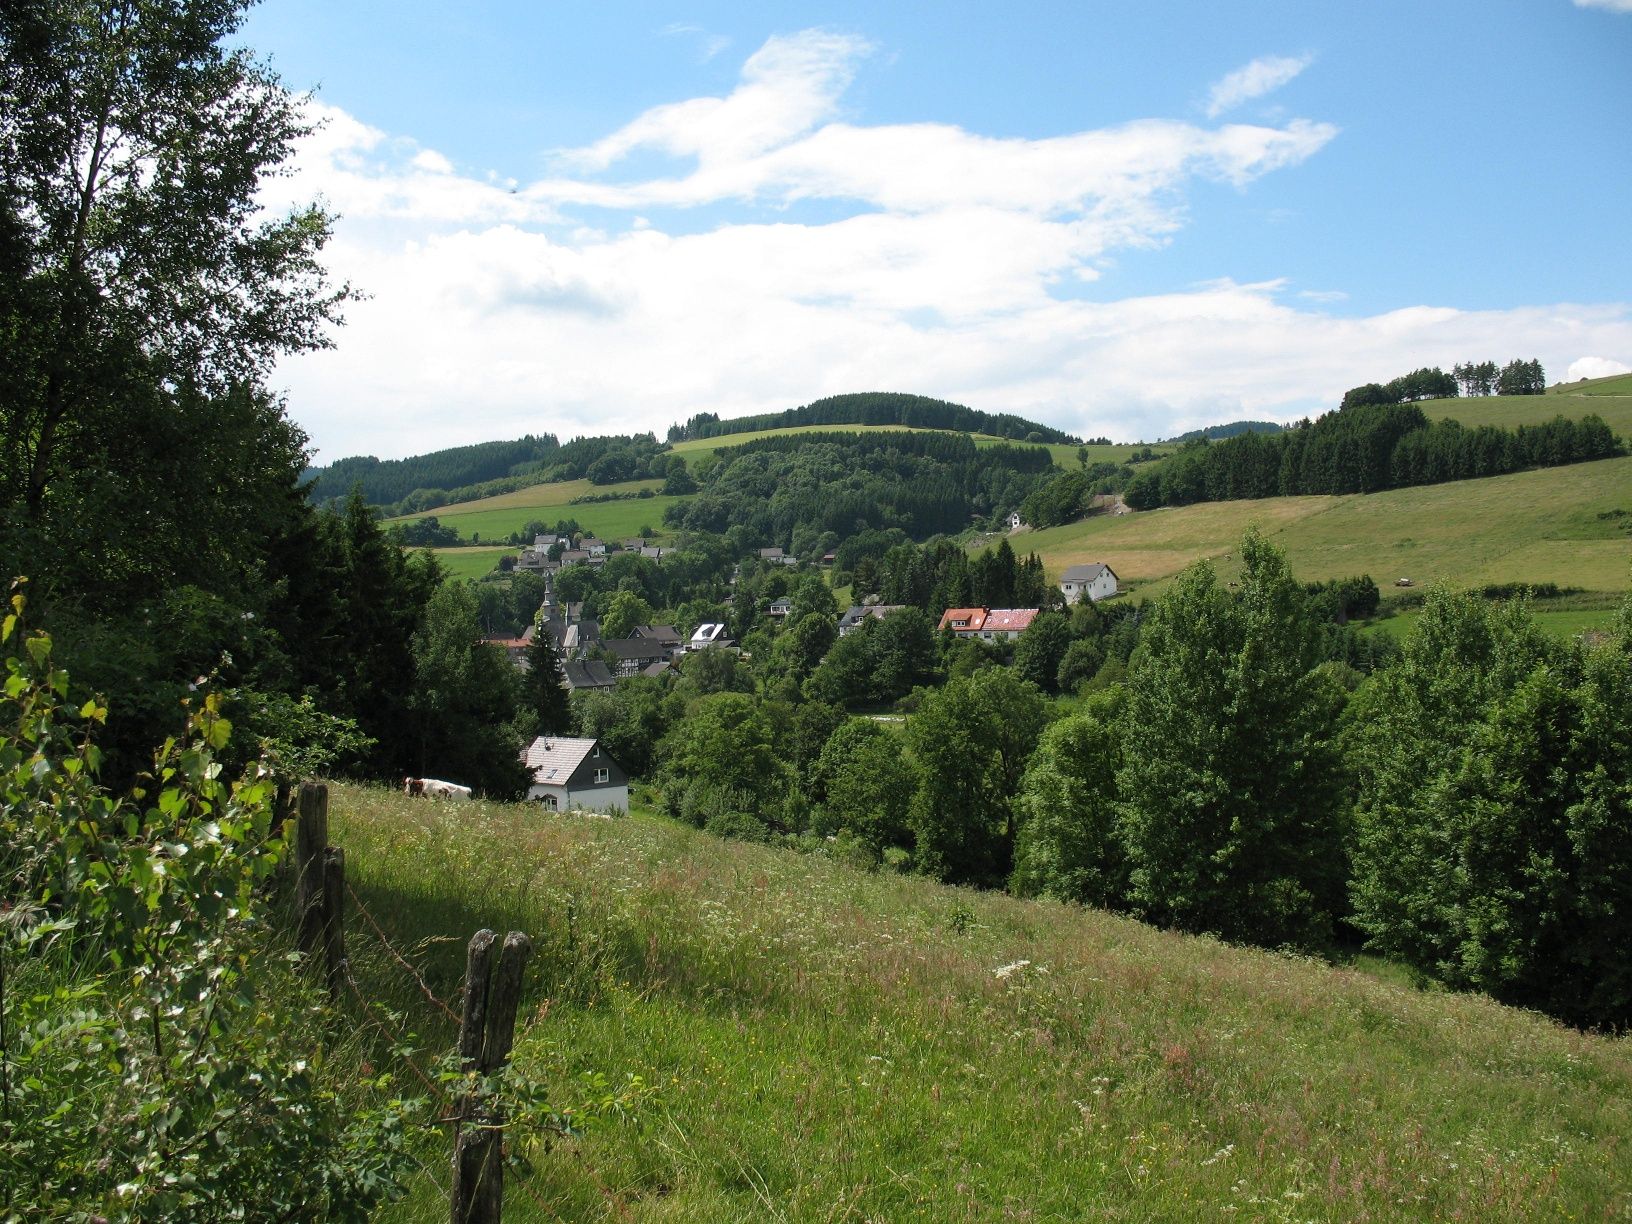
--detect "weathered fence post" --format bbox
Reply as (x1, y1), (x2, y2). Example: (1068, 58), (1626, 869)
(294, 782), (329, 955)
(452, 929), (534, 1224)
(321, 847), (347, 1000)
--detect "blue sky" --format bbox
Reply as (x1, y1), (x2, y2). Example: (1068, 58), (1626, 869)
(239, 1), (1632, 461)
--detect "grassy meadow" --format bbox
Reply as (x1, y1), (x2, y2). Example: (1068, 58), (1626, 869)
(1019, 454), (1632, 598)
(385, 478), (679, 545)
(325, 782), (1632, 1221)
(1423, 386), (1632, 437)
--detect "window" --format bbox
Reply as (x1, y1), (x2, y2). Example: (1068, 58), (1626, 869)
(595, 768), (609, 784)
(592, 746), (600, 757)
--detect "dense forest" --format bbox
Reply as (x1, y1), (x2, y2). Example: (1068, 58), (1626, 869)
(304, 433), (560, 507)
(664, 431), (1056, 550)
(1126, 401), (1618, 510)
(667, 391), (1079, 445)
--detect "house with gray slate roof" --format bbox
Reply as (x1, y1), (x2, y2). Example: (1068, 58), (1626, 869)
(1059, 563), (1119, 604)
(523, 736), (628, 814)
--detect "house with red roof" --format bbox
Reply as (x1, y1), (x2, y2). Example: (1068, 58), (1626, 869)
(936, 607), (1039, 641)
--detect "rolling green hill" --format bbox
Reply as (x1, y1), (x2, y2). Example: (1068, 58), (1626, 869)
(384, 477), (675, 544)
(1421, 390), (1632, 437)
(1020, 454), (1632, 597)
(329, 781), (1632, 1221)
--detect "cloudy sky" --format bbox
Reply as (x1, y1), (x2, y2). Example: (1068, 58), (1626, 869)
(239, 1), (1632, 463)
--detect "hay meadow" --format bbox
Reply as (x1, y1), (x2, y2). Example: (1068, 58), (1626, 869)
(330, 783), (1632, 1222)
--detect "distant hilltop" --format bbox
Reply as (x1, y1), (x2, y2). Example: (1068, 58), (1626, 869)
(1161, 420), (1286, 444)
(666, 391), (1080, 446)
(304, 391), (1080, 507)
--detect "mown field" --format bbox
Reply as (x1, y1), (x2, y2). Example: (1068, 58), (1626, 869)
(327, 783), (1632, 1222)
(1021, 454), (1632, 598)
(385, 478), (678, 545)
(1423, 385), (1632, 436)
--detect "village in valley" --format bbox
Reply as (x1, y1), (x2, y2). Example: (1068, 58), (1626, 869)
(5, 2), (1632, 1220)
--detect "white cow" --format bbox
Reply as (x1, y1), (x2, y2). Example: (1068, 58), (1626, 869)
(403, 776), (473, 800)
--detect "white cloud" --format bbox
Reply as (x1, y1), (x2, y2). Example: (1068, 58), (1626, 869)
(1566, 356), (1631, 380)
(258, 32), (1632, 462)
(1205, 54), (1314, 119)
(1574, 0), (1632, 12)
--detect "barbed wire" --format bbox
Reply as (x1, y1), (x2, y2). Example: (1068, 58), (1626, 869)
(344, 878), (464, 1024)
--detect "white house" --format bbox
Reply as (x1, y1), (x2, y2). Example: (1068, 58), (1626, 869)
(689, 622), (732, 650)
(1006, 511), (1024, 531)
(1059, 563), (1119, 604)
(522, 736), (628, 814)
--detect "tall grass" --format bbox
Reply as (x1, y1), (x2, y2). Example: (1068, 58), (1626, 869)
(330, 783), (1632, 1222)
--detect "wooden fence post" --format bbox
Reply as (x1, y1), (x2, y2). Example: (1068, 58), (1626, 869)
(452, 930), (533, 1224)
(321, 847), (347, 1000)
(294, 782), (329, 955)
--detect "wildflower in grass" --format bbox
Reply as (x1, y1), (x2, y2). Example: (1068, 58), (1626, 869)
(994, 958), (1031, 979)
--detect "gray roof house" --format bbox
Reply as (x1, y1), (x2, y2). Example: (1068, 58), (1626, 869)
(1059, 563), (1119, 605)
(562, 659), (616, 691)
(600, 638), (670, 676)
(522, 736), (628, 814)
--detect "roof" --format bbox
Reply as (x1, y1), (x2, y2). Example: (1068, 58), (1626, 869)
(523, 736), (603, 784)
(601, 638), (667, 661)
(690, 622), (729, 644)
(838, 605), (869, 630)
(632, 624), (682, 643)
(562, 660), (616, 689)
(1061, 563), (1115, 582)
(983, 608), (1039, 633)
(757, 547), (784, 559)
(938, 607), (988, 633)
(641, 661), (673, 678)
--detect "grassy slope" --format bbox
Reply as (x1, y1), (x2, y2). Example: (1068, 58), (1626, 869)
(1422, 388), (1632, 436)
(385, 478), (678, 545)
(1019, 455), (1632, 596)
(330, 783), (1632, 1222)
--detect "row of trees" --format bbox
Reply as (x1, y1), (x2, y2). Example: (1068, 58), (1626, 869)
(1455, 358), (1546, 397)
(1340, 359), (1546, 409)
(1126, 402), (1617, 509)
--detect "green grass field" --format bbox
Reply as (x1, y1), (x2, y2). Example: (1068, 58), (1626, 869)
(1018, 454), (1632, 597)
(424, 545), (515, 580)
(386, 478), (680, 545)
(1422, 389), (1632, 437)
(1551, 372), (1632, 398)
(326, 782), (1632, 1221)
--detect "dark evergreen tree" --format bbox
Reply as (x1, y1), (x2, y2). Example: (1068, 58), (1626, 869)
(521, 630), (573, 736)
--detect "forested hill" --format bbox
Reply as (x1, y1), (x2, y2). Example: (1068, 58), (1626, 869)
(668, 391), (1080, 445)
(304, 434), (561, 507)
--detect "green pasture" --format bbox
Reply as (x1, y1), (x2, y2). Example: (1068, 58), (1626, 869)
(423, 545), (513, 580)
(327, 781), (1632, 1221)
(387, 478), (680, 544)
(1550, 372), (1632, 397)
(1423, 389), (1632, 437)
(1019, 454), (1632, 597)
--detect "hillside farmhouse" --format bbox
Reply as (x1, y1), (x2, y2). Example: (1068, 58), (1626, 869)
(937, 607), (1040, 641)
(522, 736), (628, 813)
(1059, 563), (1119, 604)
